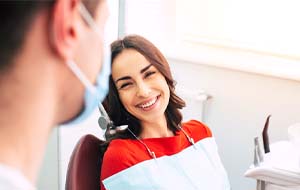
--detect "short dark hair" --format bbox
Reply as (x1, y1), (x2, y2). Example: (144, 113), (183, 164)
(0, 0), (101, 72)
(103, 35), (186, 141)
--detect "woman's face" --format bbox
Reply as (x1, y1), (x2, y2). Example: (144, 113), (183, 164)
(112, 49), (170, 124)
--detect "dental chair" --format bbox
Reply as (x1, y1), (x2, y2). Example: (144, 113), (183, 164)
(65, 134), (105, 190)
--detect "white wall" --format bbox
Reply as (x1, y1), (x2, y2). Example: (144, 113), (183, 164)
(37, 129), (59, 190)
(169, 58), (300, 189)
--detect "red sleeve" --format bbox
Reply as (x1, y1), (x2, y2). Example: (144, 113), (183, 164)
(182, 120), (212, 142)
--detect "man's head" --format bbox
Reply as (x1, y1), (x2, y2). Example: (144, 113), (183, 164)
(0, 1), (53, 72)
(0, 0), (109, 125)
(0, 0), (103, 70)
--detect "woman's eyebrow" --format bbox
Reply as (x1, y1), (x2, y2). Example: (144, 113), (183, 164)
(140, 64), (152, 74)
(115, 64), (153, 84)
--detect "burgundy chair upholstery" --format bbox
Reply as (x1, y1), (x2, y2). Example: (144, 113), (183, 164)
(65, 134), (105, 190)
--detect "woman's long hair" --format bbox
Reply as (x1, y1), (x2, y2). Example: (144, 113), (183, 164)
(102, 35), (185, 143)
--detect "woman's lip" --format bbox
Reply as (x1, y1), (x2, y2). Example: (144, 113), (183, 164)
(136, 96), (158, 107)
(136, 95), (160, 110)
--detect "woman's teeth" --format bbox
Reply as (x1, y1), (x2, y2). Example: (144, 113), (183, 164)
(139, 97), (157, 108)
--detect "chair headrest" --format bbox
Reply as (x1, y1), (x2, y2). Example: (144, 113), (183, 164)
(66, 134), (106, 190)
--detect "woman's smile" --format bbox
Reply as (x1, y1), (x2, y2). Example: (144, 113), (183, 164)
(136, 95), (160, 111)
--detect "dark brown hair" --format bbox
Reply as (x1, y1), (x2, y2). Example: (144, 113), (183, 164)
(103, 35), (186, 141)
(0, 0), (101, 72)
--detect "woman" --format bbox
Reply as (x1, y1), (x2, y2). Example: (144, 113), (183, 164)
(100, 35), (230, 190)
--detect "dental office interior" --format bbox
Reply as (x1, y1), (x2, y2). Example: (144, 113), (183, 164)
(37, 0), (300, 190)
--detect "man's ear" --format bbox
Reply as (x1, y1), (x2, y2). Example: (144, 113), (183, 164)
(50, 0), (80, 60)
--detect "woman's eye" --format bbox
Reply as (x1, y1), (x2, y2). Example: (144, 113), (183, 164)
(144, 71), (156, 78)
(119, 83), (132, 89)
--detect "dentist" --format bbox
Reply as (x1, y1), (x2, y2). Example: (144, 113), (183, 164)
(0, 0), (110, 189)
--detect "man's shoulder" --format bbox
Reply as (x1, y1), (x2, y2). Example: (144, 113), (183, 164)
(0, 164), (36, 190)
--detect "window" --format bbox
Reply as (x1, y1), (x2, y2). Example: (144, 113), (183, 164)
(174, 0), (300, 81)
(122, 0), (300, 81)
(176, 0), (300, 58)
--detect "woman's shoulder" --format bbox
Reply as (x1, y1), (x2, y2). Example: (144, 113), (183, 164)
(182, 120), (212, 140)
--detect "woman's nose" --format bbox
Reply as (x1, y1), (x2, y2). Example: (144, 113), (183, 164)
(136, 82), (151, 98)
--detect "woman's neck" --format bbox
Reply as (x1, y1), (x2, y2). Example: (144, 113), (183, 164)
(139, 116), (174, 139)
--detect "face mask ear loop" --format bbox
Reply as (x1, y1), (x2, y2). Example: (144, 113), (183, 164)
(78, 3), (102, 36)
(65, 60), (96, 94)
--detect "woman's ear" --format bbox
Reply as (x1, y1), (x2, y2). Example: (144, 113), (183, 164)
(50, 0), (80, 60)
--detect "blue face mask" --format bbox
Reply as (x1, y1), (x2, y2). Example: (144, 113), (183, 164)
(61, 3), (111, 126)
